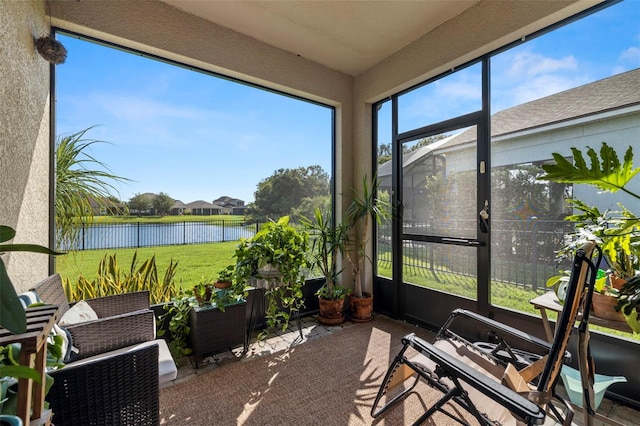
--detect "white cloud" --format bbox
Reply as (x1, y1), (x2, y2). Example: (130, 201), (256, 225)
(507, 74), (590, 106)
(507, 50), (578, 78)
(402, 67), (482, 125)
(619, 46), (640, 65)
(95, 93), (214, 123)
(436, 79), (481, 101)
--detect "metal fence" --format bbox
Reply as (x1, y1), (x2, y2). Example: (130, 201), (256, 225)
(68, 220), (262, 250)
(378, 219), (575, 291)
(72, 218), (575, 291)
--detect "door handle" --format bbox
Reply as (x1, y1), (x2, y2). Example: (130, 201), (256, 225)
(479, 200), (489, 233)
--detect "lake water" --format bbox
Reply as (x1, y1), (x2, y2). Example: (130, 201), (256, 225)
(68, 221), (258, 250)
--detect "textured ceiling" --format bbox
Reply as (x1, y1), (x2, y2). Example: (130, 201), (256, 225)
(160, 0), (478, 76)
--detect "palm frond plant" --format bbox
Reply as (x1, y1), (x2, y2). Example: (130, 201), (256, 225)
(344, 174), (389, 322)
(540, 142), (639, 329)
(345, 174), (389, 298)
(301, 207), (348, 298)
(301, 207), (349, 324)
(55, 127), (130, 250)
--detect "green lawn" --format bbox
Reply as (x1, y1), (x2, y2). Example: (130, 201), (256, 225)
(378, 262), (638, 340)
(57, 243), (638, 341)
(56, 241), (240, 289)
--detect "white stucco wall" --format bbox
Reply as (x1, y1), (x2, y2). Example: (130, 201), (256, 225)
(0, 0), (52, 292)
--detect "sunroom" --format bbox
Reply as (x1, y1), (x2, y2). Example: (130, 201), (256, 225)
(1, 0), (638, 423)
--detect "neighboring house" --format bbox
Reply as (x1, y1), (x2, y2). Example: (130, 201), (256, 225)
(170, 200), (189, 216)
(380, 69), (640, 222)
(213, 196), (246, 215)
(186, 200), (221, 216)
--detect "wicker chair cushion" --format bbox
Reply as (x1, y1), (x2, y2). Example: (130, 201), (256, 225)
(63, 339), (177, 386)
(51, 323), (75, 362)
(18, 291), (41, 309)
(58, 300), (98, 325)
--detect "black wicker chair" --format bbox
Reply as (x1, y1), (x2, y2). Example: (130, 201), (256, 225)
(31, 274), (155, 360)
(48, 343), (160, 426)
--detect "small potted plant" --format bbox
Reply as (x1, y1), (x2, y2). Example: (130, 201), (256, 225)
(215, 265), (235, 289)
(193, 280), (215, 304)
(616, 275), (640, 333)
(234, 216), (310, 340)
(301, 207), (350, 325)
(158, 278), (249, 366)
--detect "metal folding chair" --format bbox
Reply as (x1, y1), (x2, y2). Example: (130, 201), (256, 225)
(371, 241), (600, 426)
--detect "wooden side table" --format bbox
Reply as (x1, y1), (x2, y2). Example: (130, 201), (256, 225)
(0, 305), (58, 426)
(529, 291), (631, 342)
(530, 292), (630, 426)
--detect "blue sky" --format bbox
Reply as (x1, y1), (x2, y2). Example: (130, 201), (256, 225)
(56, 37), (333, 204)
(55, 1), (639, 204)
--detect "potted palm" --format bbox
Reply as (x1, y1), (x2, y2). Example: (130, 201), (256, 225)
(540, 142), (639, 328)
(234, 216), (310, 340)
(301, 207), (349, 325)
(345, 174), (390, 322)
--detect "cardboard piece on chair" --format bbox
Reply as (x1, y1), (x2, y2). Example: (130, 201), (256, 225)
(502, 363), (530, 393)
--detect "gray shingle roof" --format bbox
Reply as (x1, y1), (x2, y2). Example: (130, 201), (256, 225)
(186, 200), (216, 209)
(435, 68), (640, 147)
(378, 69), (640, 174)
(492, 68), (640, 137)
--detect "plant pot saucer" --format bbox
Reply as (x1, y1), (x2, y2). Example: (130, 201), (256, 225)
(349, 314), (373, 323)
(317, 314), (345, 326)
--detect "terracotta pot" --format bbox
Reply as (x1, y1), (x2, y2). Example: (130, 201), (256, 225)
(609, 275), (627, 290)
(348, 293), (373, 323)
(214, 280), (232, 289)
(193, 285), (213, 304)
(317, 297), (345, 325)
(592, 292), (625, 322)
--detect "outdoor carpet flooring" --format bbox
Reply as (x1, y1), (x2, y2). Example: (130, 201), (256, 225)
(159, 315), (479, 425)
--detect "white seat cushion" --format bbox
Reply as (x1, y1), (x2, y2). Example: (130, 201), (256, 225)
(61, 339), (177, 386)
(58, 300), (99, 325)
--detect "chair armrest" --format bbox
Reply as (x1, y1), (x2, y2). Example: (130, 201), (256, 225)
(64, 309), (156, 360)
(81, 290), (150, 317)
(404, 333), (546, 425)
(446, 309), (558, 354)
(48, 343), (159, 426)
